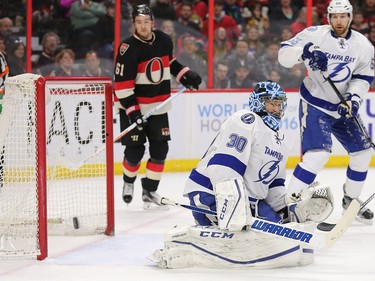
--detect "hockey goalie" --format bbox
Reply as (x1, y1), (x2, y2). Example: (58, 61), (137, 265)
(150, 81), (334, 269)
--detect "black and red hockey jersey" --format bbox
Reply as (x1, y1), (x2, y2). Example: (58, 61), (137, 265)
(113, 29), (187, 116)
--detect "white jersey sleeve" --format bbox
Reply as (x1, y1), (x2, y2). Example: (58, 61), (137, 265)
(278, 25), (374, 118)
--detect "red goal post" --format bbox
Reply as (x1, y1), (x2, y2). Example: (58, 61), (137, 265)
(0, 74), (114, 260)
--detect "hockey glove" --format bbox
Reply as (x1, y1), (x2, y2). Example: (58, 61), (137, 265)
(128, 110), (146, 131)
(337, 93), (361, 118)
(180, 70), (202, 90)
(302, 42), (328, 72)
(285, 182), (334, 223)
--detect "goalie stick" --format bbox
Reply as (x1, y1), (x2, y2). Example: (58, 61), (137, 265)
(322, 73), (375, 149)
(61, 86), (186, 170)
(317, 192), (375, 231)
(160, 195), (370, 249)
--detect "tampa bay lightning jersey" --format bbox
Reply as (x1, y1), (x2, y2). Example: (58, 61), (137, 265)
(278, 25), (374, 118)
(184, 109), (288, 212)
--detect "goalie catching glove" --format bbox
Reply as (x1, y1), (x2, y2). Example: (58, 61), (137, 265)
(285, 182), (334, 223)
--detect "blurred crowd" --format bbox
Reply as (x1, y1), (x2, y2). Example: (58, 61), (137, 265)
(0, 0), (374, 89)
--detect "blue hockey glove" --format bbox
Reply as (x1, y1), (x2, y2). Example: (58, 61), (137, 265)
(337, 93), (361, 118)
(302, 42), (328, 72)
(180, 70), (202, 90)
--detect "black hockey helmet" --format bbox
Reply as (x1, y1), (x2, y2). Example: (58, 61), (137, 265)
(132, 4), (154, 22)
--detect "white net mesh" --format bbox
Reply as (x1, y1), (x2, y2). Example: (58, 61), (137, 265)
(0, 75), (113, 259)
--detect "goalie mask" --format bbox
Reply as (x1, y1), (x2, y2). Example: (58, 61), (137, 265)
(132, 4), (154, 22)
(327, 0), (353, 26)
(249, 81), (287, 131)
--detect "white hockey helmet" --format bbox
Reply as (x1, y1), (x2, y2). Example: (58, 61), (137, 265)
(327, 0), (353, 24)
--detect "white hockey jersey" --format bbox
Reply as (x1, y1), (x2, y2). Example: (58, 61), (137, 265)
(278, 25), (374, 118)
(184, 109), (288, 212)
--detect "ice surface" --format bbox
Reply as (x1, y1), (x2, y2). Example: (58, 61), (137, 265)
(1, 169), (375, 281)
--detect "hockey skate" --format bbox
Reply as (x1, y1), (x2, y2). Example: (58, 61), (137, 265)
(342, 187), (374, 225)
(142, 188), (169, 211)
(122, 182), (134, 204)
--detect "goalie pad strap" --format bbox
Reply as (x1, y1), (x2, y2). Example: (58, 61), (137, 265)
(214, 178), (251, 231)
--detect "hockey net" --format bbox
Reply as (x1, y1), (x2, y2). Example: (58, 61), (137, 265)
(0, 74), (114, 260)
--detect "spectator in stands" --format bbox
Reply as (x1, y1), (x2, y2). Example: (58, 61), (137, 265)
(254, 40), (281, 81)
(213, 60), (231, 88)
(214, 27), (231, 62)
(229, 60), (255, 88)
(49, 48), (81, 76)
(360, 0), (375, 27)
(351, 8), (370, 35)
(246, 3), (270, 37)
(244, 26), (264, 60)
(160, 19), (178, 55)
(59, 0), (77, 18)
(268, 68), (281, 84)
(178, 34), (207, 81)
(34, 32), (60, 76)
(151, 0), (177, 23)
(175, 1), (203, 36)
(175, 0), (208, 22)
(223, 0), (244, 29)
(69, 0), (106, 59)
(290, 6), (308, 36)
(7, 40), (26, 76)
(226, 39), (254, 78)
(202, 0), (241, 46)
(0, 36), (7, 57)
(308, 0), (330, 24)
(0, 41), (8, 96)
(290, 7), (320, 36)
(0, 17), (20, 52)
(82, 50), (111, 77)
(368, 25), (375, 47)
(279, 25), (293, 41)
(281, 63), (305, 89)
(32, 4), (56, 39)
(95, 1), (115, 60)
(268, 0), (299, 34)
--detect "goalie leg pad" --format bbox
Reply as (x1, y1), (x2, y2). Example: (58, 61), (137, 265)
(149, 225), (315, 269)
(287, 182), (334, 223)
(214, 178), (251, 231)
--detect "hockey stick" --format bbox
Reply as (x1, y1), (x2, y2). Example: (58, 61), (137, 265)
(317, 192), (375, 231)
(160, 197), (361, 249)
(322, 73), (375, 149)
(61, 86), (186, 170)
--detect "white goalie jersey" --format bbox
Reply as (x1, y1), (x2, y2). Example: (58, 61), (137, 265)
(278, 25), (374, 119)
(184, 109), (288, 212)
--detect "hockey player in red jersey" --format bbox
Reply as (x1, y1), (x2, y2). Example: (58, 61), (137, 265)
(114, 4), (202, 210)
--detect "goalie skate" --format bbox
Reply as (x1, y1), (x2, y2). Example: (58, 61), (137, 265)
(122, 182), (134, 204)
(342, 194), (373, 225)
(142, 189), (169, 211)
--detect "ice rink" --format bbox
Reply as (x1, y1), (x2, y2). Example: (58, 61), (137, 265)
(1, 168), (375, 281)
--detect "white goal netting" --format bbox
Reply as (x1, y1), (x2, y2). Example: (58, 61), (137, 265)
(0, 74), (114, 260)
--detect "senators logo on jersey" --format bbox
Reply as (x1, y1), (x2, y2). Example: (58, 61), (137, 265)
(120, 43), (129, 55)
